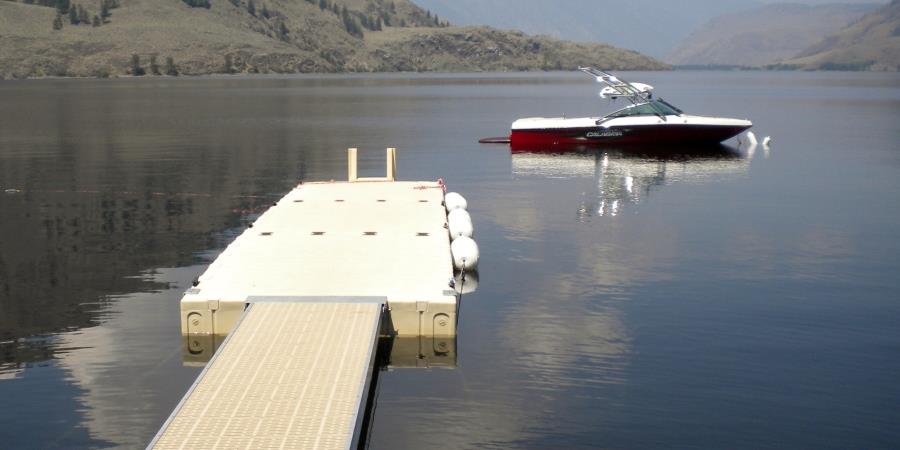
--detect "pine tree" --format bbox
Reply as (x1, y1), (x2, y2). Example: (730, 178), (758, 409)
(52, 13), (64, 30)
(100, 1), (109, 21)
(165, 57), (178, 76)
(342, 13), (362, 38)
(247, 0), (255, 16)
(92, 15), (100, 26)
(132, 54), (145, 76)
(149, 55), (160, 75)
(276, 20), (289, 41)
(261, 4), (269, 19)
(69, 5), (78, 24)
(224, 54), (234, 74)
(182, 0), (210, 7)
(78, 4), (89, 24)
(56, 0), (70, 14)
(318, 0), (325, 11)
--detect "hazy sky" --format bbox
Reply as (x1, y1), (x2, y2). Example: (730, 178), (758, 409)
(413, 0), (887, 58)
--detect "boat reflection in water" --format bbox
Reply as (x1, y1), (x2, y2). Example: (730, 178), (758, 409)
(511, 144), (750, 220)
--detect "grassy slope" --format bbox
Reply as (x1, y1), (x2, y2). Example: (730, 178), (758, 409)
(0, 0), (359, 77)
(783, 0), (900, 70)
(362, 27), (665, 72)
(666, 3), (877, 67)
(0, 0), (666, 78)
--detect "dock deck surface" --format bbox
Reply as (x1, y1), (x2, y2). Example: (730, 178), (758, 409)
(164, 177), (459, 448)
(193, 181), (454, 307)
(152, 301), (383, 450)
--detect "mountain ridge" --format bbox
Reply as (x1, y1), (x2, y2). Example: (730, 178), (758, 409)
(781, 0), (900, 70)
(0, 0), (667, 79)
(666, 3), (878, 67)
(411, 0), (890, 59)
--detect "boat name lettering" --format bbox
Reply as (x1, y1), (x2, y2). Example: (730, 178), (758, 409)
(587, 130), (623, 138)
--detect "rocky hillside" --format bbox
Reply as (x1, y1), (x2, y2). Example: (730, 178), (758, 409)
(781, 0), (900, 70)
(361, 27), (663, 72)
(667, 3), (877, 67)
(0, 0), (666, 79)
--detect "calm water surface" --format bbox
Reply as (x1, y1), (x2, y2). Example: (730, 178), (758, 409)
(1, 71), (899, 449)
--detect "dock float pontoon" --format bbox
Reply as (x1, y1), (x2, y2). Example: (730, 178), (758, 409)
(150, 148), (474, 449)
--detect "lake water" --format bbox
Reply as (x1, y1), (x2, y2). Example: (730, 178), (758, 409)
(1, 71), (898, 449)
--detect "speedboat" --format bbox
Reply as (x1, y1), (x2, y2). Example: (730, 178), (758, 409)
(507, 68), (752, 149)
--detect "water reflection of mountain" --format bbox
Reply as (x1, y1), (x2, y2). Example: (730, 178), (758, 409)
(0, 190), (265, 370)
(0, 76), (439, 372)
(0, 80), (337, 369)
(511, 146), (749, 219)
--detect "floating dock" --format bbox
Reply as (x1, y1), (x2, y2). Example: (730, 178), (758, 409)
(151, 149), (464, 449)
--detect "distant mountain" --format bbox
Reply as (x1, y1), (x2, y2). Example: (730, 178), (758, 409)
(411, 0), (754, 58)
(410, 0), (889, 58)
(0, 0), (666, 79)
(666, 3), (878, 67)
(781, 0), (900, 70)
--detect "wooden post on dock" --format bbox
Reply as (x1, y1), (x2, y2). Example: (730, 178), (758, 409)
(386, 147), (397, 181)
(348, 148), (358, 182)
(347, 147), (397, 182)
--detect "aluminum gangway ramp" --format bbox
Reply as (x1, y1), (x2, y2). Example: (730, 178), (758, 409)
(150, 300), (383, 450)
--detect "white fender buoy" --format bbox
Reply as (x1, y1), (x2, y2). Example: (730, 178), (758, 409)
(451, 236), (479, 270)
(746, 131), (758, 146)
(445, 192), (467, 211)
(448, 208), (474, 240)
(762, 136), (771, 147)
(453, 270), (479, 295)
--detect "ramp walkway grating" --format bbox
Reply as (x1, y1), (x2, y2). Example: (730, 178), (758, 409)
(151, 300), (383, 450)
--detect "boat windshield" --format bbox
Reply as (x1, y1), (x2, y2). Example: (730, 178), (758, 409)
(605, 100), (683, 118)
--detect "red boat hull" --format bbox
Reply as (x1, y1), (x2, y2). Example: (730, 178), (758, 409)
(510, 124), (750, 150)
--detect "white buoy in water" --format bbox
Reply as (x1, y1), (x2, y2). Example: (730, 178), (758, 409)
(746, 131), (758, 146)
(451, 236), (479, 270)
(453, 270), (479, 294)
(448, 208), (474, 240)
(445, 192), (467, 211)
(763, 136), (771, 147)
